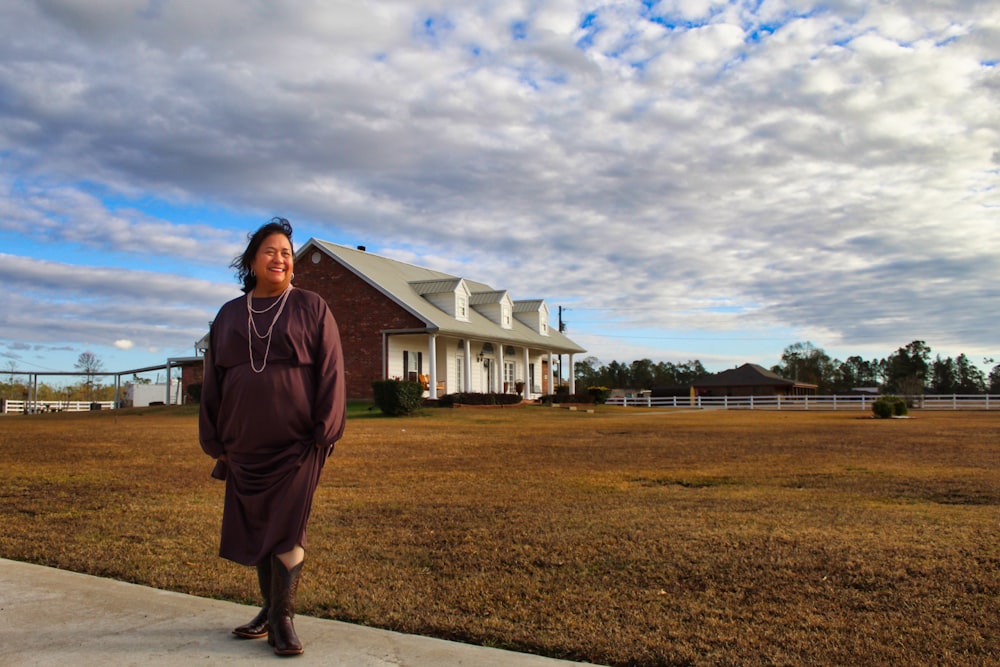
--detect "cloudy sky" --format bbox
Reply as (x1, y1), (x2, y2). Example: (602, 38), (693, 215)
(2, 0), (998, 380)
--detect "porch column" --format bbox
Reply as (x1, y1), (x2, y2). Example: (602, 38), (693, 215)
(568, 353), (576, 394)
(497, 343), (504, 393)
(463, 339), (472, 393)
(522, 347), (530, 399)
(547, 352), (555, 394)
(381, 332), (388, 380)
(427, 334), (438, 399)
(165, 363), (173, 405)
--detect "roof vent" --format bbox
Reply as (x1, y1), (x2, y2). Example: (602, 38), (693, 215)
(357, 245), (366, 252)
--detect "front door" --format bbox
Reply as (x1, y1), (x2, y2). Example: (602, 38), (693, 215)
(480, 359), (488, 393)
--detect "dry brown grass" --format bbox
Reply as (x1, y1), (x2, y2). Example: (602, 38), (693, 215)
(1, 405), (998, 666)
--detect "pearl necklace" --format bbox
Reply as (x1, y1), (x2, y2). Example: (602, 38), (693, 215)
(248, 293), (286, 314)
(247, 285), (293, 373)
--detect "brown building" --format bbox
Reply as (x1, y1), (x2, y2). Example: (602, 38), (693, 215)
(693, 363), (817, 397)
(179, 358), (204, 402)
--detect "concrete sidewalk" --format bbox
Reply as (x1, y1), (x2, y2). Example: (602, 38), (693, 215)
(0, 559), (596, 666)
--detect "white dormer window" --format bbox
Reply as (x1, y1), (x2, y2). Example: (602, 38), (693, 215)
(410, 278), (471, 322)
(513, 299), (550, 335)
(502, 304), (512, 328)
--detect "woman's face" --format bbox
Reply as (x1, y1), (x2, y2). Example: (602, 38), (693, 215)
(251, 232), (293, 296)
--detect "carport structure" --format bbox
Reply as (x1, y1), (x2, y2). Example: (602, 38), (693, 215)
(4, 356), (202, 413)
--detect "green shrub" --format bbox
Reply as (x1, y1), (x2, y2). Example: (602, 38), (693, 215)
(437, 392), (522, 407)
(540, 392), (595, 405)
(873, 395), (908, 419)
(872, 398), (893, 418)
(371, 379), (424, 416)
(587, 386), (611, 404)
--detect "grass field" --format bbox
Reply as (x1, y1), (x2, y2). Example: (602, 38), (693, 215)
(1, 405), (998, 666)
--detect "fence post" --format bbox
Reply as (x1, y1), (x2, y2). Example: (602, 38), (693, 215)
(749, 395), (754, 411)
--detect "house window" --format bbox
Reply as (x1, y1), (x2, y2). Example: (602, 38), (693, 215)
(503, 361), (515, 392)
(541, 321), (548, 335)
(457, 295), (468, 321)
(456, 354), (464, 391)
(502, 304), (512, 328)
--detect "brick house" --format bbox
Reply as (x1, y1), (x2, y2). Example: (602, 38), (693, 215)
(291, 239), (586, 400)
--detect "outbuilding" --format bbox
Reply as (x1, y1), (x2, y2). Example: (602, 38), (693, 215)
(694, 363), (818, 397)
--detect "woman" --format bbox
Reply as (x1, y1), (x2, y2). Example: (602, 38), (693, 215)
(199, 217), (346, 656)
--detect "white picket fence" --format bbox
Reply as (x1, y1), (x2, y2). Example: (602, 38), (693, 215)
(606, 394), (998, 411)
(1, 400), (116, 414)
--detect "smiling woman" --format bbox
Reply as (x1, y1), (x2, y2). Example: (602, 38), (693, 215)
(199, 217), (347, 656)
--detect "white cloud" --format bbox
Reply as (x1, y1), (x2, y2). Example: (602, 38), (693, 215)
(0, 178), (245, 268)
(0, 254), (237, 354)
(0, 0), (998, 371)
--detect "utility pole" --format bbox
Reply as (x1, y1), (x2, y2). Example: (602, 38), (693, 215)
(557, 306), (567, 389)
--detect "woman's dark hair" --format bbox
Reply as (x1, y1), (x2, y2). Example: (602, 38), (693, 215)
(231, 217), (294, 293)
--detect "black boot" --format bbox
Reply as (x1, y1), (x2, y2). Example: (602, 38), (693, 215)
(267, 556), (304, 656)
(232, 559), (271, 639)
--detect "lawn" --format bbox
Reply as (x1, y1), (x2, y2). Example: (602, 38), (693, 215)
(0, 405), (997, 666)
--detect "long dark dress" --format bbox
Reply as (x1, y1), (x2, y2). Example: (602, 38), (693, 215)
(199, 287), (346, 566)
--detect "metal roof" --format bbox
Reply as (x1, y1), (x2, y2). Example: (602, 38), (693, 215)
(409, 278), (466, 295)
(512, 299), (546, 313)
(469, 290), (510, 305)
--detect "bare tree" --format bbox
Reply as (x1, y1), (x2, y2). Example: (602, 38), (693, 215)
(75, 351), (105, 401)
(4, 360), (19, 400)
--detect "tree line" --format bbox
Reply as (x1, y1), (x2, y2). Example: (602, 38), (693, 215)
(575, 340), (1000, 395)
(1, 381), (116, 403)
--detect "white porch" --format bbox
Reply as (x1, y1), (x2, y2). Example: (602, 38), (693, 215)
(384, 333), (576, 400)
